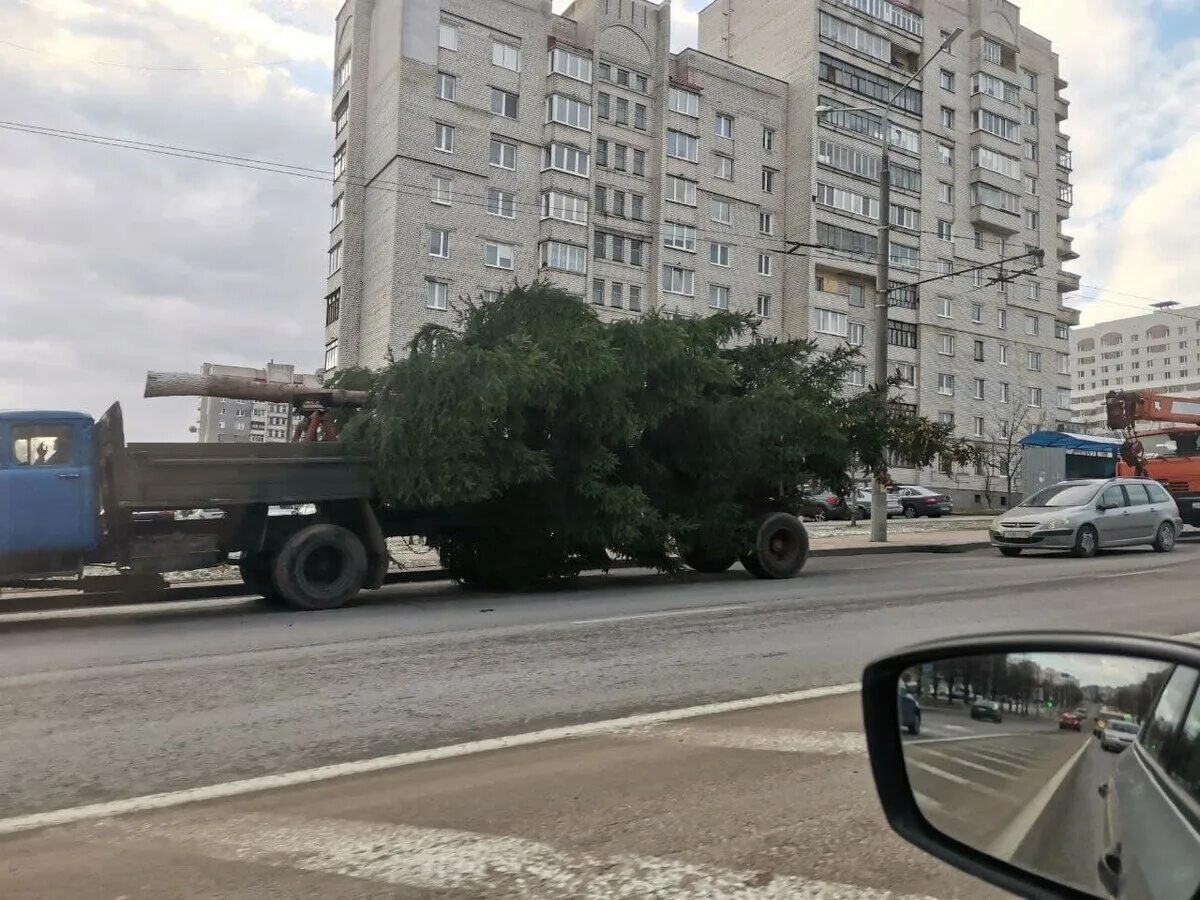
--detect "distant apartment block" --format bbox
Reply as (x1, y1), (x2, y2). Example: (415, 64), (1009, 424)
(194, 362), (320, 443)
(1071, 305), (1200, 431)
(324, 0), (1078, 507)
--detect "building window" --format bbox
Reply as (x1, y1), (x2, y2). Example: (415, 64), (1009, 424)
(973, 339), (985, 362)
(761, 167), (777, 193)
(492, 40), (521, 71)
(591, 279), (605, 305)
(710, 197), (732, 224)
(546, 94), (591, 130)
(938, 181), (953, 204)
(542, 142), (588, 176)
(763, 127), (775, 150)
(817, 53), (922, 115)
(437, 72), (456, 101)
(1025, 209), (1040, 230)
(633, 148), (646, 175)
(817, 181), (879, 219)
(634, 103), (647, 130)
(331, 193), (344, 227)
(539, 240), (586, 274)
(973, 108), (1021, 143)
(331, 102), (347, 136)
(936, 219), (953, 242)
(666, 175), (697, 206)
(1022, 69), (1037, 92)
(668, 86), (700, 116)
(335, 54), (352, 90)
(938, 374), (955, 396)
(940, 69), (954, 91)
(981, 36), (1003, 65)
(758, 253), (773, 276)
(1025, 314), (1039, 335)
(438, 22), (458, 51)
(971, 302), (983, 324)
(490, 138), (518, 170)
(888, 319), (918, 349)
(971, 71), (1019, 105)
(1057, 389), (1071, 410)
(999, 382), (1010, 403)
(1029, 386), (1042, 408)
(847, 365), (867, 388)
(1025, 140), (1038, 161)
(432, 174), (452, 205)
(709, 284), (730, 310)
(425, 278), (449, 310)
(971, 181), (1021, 214)
(974, 377), (985, 400)
(713, 154), (734, 180)
(890, 203), (920, 231)
(815, 307), (848, 336)
(1028, 280), (1041, 302)
(332, 144), (347, 180)
(328, 242), (342, 275)
(1058, 352), (1070, 375)
(1025, 174), (1038, 194)
(937, 296), (951, 318)
(938, 333), (955, 356)
(940, 106), (955, 128)
(322, 338), (339, 370)
(758, 211), (774, 235)
(1055, 322), (1069, 340)
(491, 87), (519, 119)
(434, 122), (455, 153)
(429, 228), (450, 258)
(325, 288), (340, 325)
(889, 241), (920, 270)
(709, 242), (731, 267)
(613, 97), (629, 125)
(1025, 104), (1038, 126)
(972, 145), (1021, 180)
(757, 293), (771, 317)
(661, 265), (694, 296)
(593, 229), (606, 259)
(666, 129), (699, 162)
(549, 47), (591, 83)
(1027, 350), (1042, 371)
(849, 322), (865, 346)
(484, 241), (514, 270)
(609, 282), (623, 308)
(663, 221), (697, 252)
(938, 142), (954, 165)
(486, 188), (516, 219)
(714, 113), (734, 138)
(629, 285), (642, 311)
(541, 190), (588, 224)
(972, 415), (984, 437)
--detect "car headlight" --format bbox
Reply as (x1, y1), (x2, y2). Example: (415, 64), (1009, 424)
(1041, 516), (1071, 530)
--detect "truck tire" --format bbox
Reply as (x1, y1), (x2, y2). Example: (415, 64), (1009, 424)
(271, 524), (366, 611)
(745, 513), (809, 579)
(681, 546), (737, 574)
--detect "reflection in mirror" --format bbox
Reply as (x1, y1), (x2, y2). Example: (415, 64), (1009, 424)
(898, 652), (1200, 899)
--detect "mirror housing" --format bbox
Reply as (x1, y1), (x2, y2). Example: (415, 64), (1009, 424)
(861, 631), (1200, 900)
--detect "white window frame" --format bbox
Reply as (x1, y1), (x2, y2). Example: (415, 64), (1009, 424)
(487, 187), (516, 219)
(540, 240), (587, 274)
(484, 240), (514, 270)
(434, 122), (455, 153)
(666, 129), (700, 162)
(542, 142), (588, 177)
(663, 222), (697, 252)
(331, 193), (344, 227)
(758, 253), (773, 276)
(668, 86), (700, 117)
(709, 284), (730, 310)
(328, 241), (342, 275)
(490, 138), (518, 170)
(814, 307), (849, 337)
(709, 242), (731, 267)
(938, 373), (955, 396)
(492, 40), (521, 72)
(438, 22), (458, 51)
(937, 333), (955, 356)
(429, 227), (450, 258)
(549, 47), (591, 83)
(757, 293), (771, 317)
(546, 93), (592, 130)
(713, 154), (734, 180)
(541, 190), (588, 225)
(665, 175), (697, 206)
(937, 296), (952, 318)
(714, 113), (734, 139)
(758, 211), (774, 235)
(661, 264), (695, 296)
(491, 87), (519, 119)
(425, 278), (448, 310)
(710, 197), (732, 224)
(437, 71), (456, 101)
(432, 175), (452, 205)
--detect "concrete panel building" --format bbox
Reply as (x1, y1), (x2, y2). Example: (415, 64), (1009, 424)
(324, 0), (1079, 508)
(194, 362), (320, 443)
(1071, 304), (1200, 431)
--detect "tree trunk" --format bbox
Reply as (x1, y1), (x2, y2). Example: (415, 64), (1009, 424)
(144, 372), (368, 408)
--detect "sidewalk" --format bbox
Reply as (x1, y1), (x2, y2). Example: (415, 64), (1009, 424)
(812, 527), (989, 556)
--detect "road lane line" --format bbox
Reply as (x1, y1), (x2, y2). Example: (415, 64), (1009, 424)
(0, 596), (256, 623)
(0, 681), (859, 836)
(908, 760), (997, 797)
(907, 732), (1026, 746)
(987, 736), (1092, 861)
(628, 726), (867, 755)
(571, 603), (748, 625)
(921, 749), (1017, 780)
(99, 813), (941, 900)
(958, 748), (1028, 770)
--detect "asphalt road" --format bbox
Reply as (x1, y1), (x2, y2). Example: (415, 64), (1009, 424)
(3, 544), (1200, 897)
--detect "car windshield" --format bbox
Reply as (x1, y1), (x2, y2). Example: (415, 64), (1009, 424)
(1109, 721), (1140, 734)
(1019, 483), (1101, 508)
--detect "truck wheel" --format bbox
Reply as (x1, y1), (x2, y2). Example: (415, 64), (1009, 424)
(745, 513), (809, 579)
(271, 524), (366, 611)
(681, 546), (737, 573)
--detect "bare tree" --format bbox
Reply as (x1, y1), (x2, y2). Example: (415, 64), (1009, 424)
(978, 405), (1047, 503)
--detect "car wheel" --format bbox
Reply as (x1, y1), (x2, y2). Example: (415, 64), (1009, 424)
(857, 505), (869, 520)
(907, 711), (921, 736)
(1152, 521), (1176, 553)
(1072, 524), (1099, 558)
(998, 547), (1022, 557)
(903, 505), (917, 519)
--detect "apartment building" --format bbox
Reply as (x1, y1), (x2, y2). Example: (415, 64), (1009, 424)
(1071, 305), (1200, 431)
(194, 362), (319, 443)
(325, 0), (1078, 507)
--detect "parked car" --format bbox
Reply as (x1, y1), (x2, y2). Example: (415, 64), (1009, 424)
(969, 698), (1003, 723)
(895, 485), (953, 518)
(800, 488), (842, 521)
(1100, 719), (1140, 752)
(898, 682), (921, 735)
(990, 476), (1182, 558)
(1058, 711), (1083, 731)
(801, 488), (900, 521)
(850, 489), (903, 520)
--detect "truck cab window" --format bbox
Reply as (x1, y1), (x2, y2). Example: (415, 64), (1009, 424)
(11, 425), (74, 467)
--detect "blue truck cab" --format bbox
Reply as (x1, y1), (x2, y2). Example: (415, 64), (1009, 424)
(0, 410), (99, 575)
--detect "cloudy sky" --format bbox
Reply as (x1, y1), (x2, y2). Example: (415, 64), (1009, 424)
(1, 0), (1197, 440)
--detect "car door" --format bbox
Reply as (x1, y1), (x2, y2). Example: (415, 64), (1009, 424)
(1094, 484), (1131, 545)
(0, 419), (97, 557)
(1103, 665), (1200, 899)
(1121, 483), (1158, 543)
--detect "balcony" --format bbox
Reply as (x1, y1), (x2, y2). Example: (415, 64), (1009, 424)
(1056, 305), (1081, 327)
(1057, 147), (1073, 171)
(1057, 182), (1074, 209)
(970, 203), (1021, 235)
(1058, 234), (1079, 261)
(1055, 95), (1069, 122)
(1057, 269), (1082, 293)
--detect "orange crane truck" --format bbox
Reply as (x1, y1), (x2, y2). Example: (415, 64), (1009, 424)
(1106, 389), (1200, 526)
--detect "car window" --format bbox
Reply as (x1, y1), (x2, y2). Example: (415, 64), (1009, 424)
(1147, 482), (1173, 504)
(1168, 686), (1200, 802)
(1020, 483), (1100, 507)
(1100, 486), (1127, 509)
(1122, 484), (1152, 506)
(1110, 721), (1139, 734)
(11, 425), (75, 467)
(1143, 666), (1199, 768)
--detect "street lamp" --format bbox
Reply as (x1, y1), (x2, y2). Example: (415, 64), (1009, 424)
(815, 27), (961, 542)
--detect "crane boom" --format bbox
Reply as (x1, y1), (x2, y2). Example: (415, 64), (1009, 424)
(1105, 389), (1200, 430)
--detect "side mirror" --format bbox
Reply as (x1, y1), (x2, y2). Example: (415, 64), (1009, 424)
(861, 632), (1200, 900)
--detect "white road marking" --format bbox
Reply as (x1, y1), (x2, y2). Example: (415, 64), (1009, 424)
(920, 749), (1017, 780)
(957, 748), (1028, 770)
(0, 681), (859, 836)
(1095, 569), (1168, 579)
(907, 731), (1026, 746)
(941, 724), (969, 732)
(907, 760), (998, 797)
(100, 813), (941, 900)
(631, 726), (866, 756)
(0, 596), (255, 624)
(912, 791), (944, 813)
(571, 603), (748, 625)
(987, 737), (1092, 861)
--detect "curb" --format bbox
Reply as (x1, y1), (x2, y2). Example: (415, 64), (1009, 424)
(813, 540), (991, 557)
